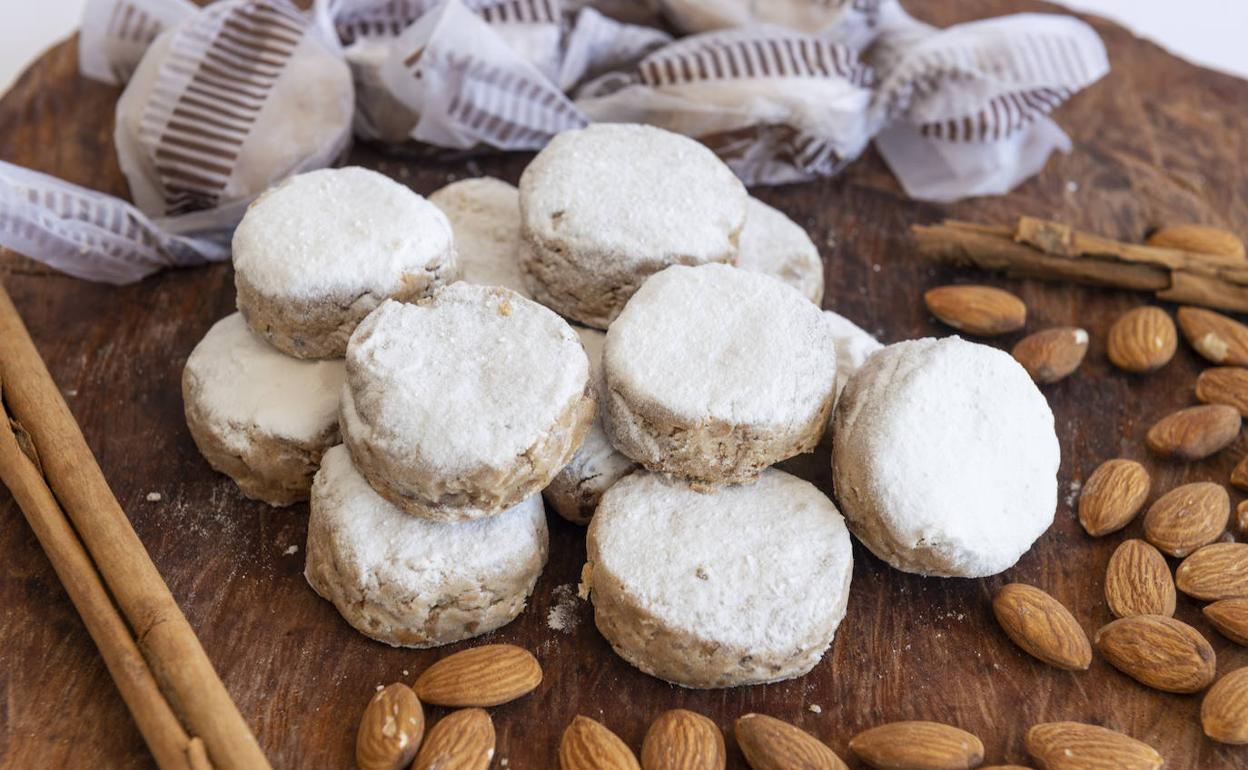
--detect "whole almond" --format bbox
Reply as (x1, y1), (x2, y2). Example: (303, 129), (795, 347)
(410, 709), (494, 770)
(561, 716), (641, 770)
(1106, 306), (1176, 373)
(992, 584), (1091, 670)
(1093, 615), (1216, 693)
(1077, 459), (1150, 536)
(1025, 721), (1163, 770)
(356, 683), (424, 770)
(849, 721), (984, 770)
(1232, 458), (1248, 492)
(1177, 306), (1248, 365)
(1147, 224), (1245, 259)
(1141, 481), (1229, 557)
(1011, 327), (1088, 384)
(413, 644), (541, 707)
(1240, 499), (1248, 532)
(1201, 667), (1248, 744)
(1175, 542), (1248, 600)
(1196, 367), (1248, 416)
(734, 713), (847, 770)
(924, 285), (1026, 336)
(979, 767), (1033, 770)
(1104, 539), (1175, 618)
(1204, 598), (1248, 645)
(642, 710), (725, 770)
(1144, 404), (1241, 460)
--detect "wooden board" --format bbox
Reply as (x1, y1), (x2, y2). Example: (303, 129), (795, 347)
(2, 2), (1247, 767)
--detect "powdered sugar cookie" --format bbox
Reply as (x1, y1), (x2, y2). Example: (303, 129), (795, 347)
(305, 445), (548, 647)
(341, 285), (595, 521)
(584, 469), (853, 688)
(519, 123), (747, 329)
(832, 337), (1059, 577)
(234, 167), (456, 359)
(603, 263), (838, 484)
(428, 177), (530, 297)
(543, 326), (638, 525)
(182, 313), (344, 506)
(737, 198), (823, 304)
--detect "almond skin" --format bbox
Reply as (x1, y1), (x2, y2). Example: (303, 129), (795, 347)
(1093, 615), (1216, 693)
(1106, 306), (1176, 373)
(561, 716), (641, 770)
(413, 644), (541, 707)
(1201, 667), (1248, 744)
(1144, 404), (1241, 460)
(1077, 459), (1150, 536)
(849, 721), (984, 770)
(1104, 539), (1175, 618)
(1240, 499), (1248, 533)
(1025, 721), (1163, 770)
(1011, 327), (1088, 384)
(923, 285), (1026, 336)
(410, 709), (494, 770)
(1196, 366), (1248, 416)
(1141, 481), (1229, 557)
(1147, 224), (1246, 260)
(734, 714), (847, 770)
(356, 683), (424, 770)
(1204, 598), (1248, 645)
(642, 710), (725, 770)
(992, 583), (1091, 670)
(1178, 306), (1248, 366)
(1175, 542), (1248, 600)
(1232, 457), (1248, 492)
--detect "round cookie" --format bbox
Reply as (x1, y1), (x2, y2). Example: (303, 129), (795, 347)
(519, 123), (748, 329)
(341, 285), (595, 521)
(736, 198), (824, 305)
(428, 177), (531, 298)
(543, 326), (638, 525)
(821, 309), (884, 442)
(603, 263), (839, 484)
(182, 313), (344, 506)
(305, 445), (548, 648)
(831, 336), (1059, 578)
(233, 166), (457, 359)
(584, 469), (853, 688)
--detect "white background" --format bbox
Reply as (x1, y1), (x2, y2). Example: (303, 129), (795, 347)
(1, 0), (1248, 95)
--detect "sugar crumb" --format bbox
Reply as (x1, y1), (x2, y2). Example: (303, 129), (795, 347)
(145, 492), (162, 502)
(807, 704), (822, 714)
(547, 584), (581, 634)
(283, 545), (299, 556)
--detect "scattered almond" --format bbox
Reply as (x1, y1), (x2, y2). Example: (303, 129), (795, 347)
(413, 644), (541, 707)
(1175, 542), (1248, 600)
(1011, 327), (1088, 384)
(1144, 404), (1241, 460)
(1232, 457), (1248, 492)
(1204, 598), (1248, 645)
(1141, 481), (1229, 557)
(849, 721), (984, 770)
(1240, 499), (1248, 533)
(1106, 306), (1176, 373)
(1196, 366), (1248, 416)
(1093, 615), (1216, 693)
(991, 584), (1091, 670)
(1201, 667), (1248, 745)
(979, 767), (1032, 770)
(356, 683), (424, 770)
(734, 713), (847, 770)
(1077, 459), (1150, 536)
(641, 710), (725, 770)
(1177, 306), (1248, 366)
(410, 709), (495, 770)
(923, 285), (1026, 336)
(1147, 224), (1245, 260)
(561, 716), (641, 770)
(1104, 539), (1175, 618)
(1025, 721), (1163, 770)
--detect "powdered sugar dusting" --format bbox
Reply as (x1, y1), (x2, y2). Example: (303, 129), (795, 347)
(736, 197), (823, 304)
(429, 177), (531, 298)
(547, 583), (581, 633)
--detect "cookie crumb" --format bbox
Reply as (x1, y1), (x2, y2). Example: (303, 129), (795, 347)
(283, 545), (299, 556)
(375, 684), (384, 692)
(145, 492), (162, 502)
(808, 704), (822, 714)
(547, 584), (581, 633)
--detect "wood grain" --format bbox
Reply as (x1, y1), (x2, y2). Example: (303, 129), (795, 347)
(1, 2), (1247, 768)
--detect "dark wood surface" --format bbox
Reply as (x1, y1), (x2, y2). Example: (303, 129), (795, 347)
(2, 2), (1247, 768)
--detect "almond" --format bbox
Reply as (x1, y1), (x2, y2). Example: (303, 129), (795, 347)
(1175, 542), (1248, 600)
(641, 710), (725, 770)
(561, 716), (640, 770)
(734, 713), (846, 770)
(923, 285), (1026, 336)
(356, 683), (424, 770)
(1025, 721), (1163, 770)
(1106, 306), (1176, 373)
(1177, 306), (1248, 366)
(1232, 456), (1248, 492)
(1141, 481), (1229, 557)
(1201, 667), (1248, 744)
(1011, 327), (1088, 384)
(1144, 404), (1240, 460)
(848, 721), (984, 770)
(1077, 459), (1150, 536)
(1240, 499), (1248, 532)
(1203, 598), (1248, 645)
(1147, 224), (1245, 260)
(1093, 615), (1216, 693)
(991, 583), (1091, 670)
(410, 709), (494, 770)
(1196, 366), (1248, 416)
(1104, 539), (1175, 618)
(413, 644), (541, 707)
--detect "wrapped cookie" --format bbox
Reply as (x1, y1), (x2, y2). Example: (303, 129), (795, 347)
(653, 0), (886, 49)
(79, 0), (196, 85)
